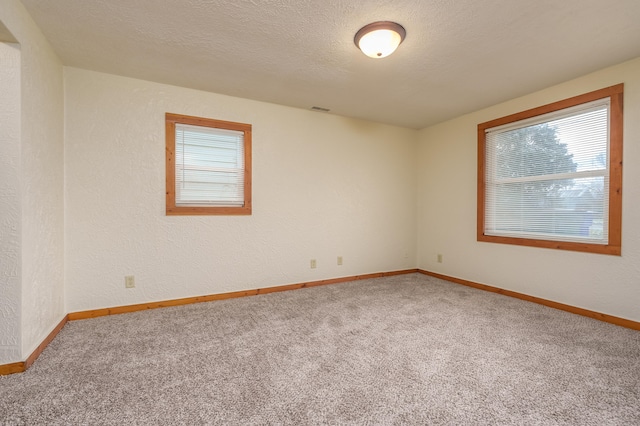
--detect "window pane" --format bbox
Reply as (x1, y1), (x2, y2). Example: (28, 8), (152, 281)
(175, 123), (244, 206)
(553, 107), (608, 173)
(486, 176), (608, 243)
(493, 123), (577, 180)
(484, 101), (610, 245)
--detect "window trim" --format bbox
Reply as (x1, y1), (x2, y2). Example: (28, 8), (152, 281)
(166, 113), (252, 216)
(477, 84), (623, 255)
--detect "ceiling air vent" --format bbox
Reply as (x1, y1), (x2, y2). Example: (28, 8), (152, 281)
(311, 106), (330, 112)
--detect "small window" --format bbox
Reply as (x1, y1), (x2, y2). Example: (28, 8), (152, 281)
(477, 84), (623, 255)
(166, 113), (252, 215)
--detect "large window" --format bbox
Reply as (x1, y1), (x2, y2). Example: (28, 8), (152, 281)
(166, 113), (252, 215)
(477, 84), (623, 255)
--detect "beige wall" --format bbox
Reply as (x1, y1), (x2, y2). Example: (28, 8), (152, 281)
(63, 67), (418, 312)
(0, 41), (21, 363)
(0, 0), (65, 363)
(417, 57), (640, 322)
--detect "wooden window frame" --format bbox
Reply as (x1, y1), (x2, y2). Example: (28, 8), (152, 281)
(477, 84), (623, 255)
(166, 113), (252, 216)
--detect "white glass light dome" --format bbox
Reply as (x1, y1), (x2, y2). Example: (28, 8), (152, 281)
(354, 21), (406, 58)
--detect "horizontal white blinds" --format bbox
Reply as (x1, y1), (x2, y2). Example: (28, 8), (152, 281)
(485, 100), (610, 244)
(175, 123), (245, 206)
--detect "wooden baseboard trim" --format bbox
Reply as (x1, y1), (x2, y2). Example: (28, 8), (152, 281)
(24, 316), (69, 369)
(418, 269), (640, 331)
(0, 315), (69, 376)
(0, 361), (25, 376)
(69, 269), (419, 321)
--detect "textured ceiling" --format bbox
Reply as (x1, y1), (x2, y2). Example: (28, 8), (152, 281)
(19, 0), (640, 129)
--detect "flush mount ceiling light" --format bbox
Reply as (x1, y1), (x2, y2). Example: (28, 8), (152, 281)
(354, 21), (406, 58)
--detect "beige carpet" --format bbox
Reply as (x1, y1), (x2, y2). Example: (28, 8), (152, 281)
(1, 273), (639, 425)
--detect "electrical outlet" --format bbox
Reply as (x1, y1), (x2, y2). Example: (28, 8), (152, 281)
(337, 256), (343, 266)
(310, 259), (317, 269)
(125, 275), (135, 288)
(437, 254), (443, 263)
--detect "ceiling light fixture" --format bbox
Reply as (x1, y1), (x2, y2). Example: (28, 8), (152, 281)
(354, 21), (406, 58)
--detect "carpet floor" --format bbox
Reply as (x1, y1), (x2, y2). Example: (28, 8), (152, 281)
(1, 273), (639, 425)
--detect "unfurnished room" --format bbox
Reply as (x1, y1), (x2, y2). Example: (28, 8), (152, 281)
(1, 0), (639, 424)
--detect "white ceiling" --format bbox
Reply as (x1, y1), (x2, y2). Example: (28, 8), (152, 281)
(20, 0), (640, 129)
